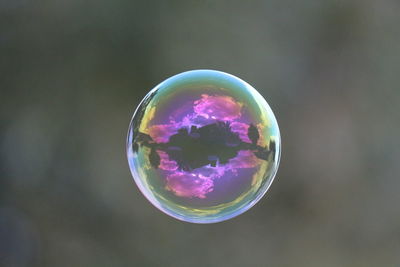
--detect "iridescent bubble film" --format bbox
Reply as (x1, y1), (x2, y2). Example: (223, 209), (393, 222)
(127, 70), (281, 223)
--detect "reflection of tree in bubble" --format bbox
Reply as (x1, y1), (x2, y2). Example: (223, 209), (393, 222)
(134, 121), (276, 171)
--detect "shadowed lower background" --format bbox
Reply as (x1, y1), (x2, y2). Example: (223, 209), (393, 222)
(1, 0), (400, 266)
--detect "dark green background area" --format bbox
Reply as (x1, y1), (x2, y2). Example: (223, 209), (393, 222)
(1, 0), (400, 266)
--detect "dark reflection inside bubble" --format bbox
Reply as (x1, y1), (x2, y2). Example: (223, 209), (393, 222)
(133, 120), (275, 174)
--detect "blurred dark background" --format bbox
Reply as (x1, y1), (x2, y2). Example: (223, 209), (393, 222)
(1, 0), (400, 266)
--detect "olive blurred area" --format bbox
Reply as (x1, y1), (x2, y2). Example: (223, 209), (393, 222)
(1, 0), (400, 266)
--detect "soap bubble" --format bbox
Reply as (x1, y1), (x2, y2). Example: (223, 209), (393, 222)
(127, 70), (281, 223)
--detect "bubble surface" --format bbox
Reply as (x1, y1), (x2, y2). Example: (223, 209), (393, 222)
(127, 70), (281, 223)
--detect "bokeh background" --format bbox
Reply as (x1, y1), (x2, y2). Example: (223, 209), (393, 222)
(1, 0), (400, 266)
